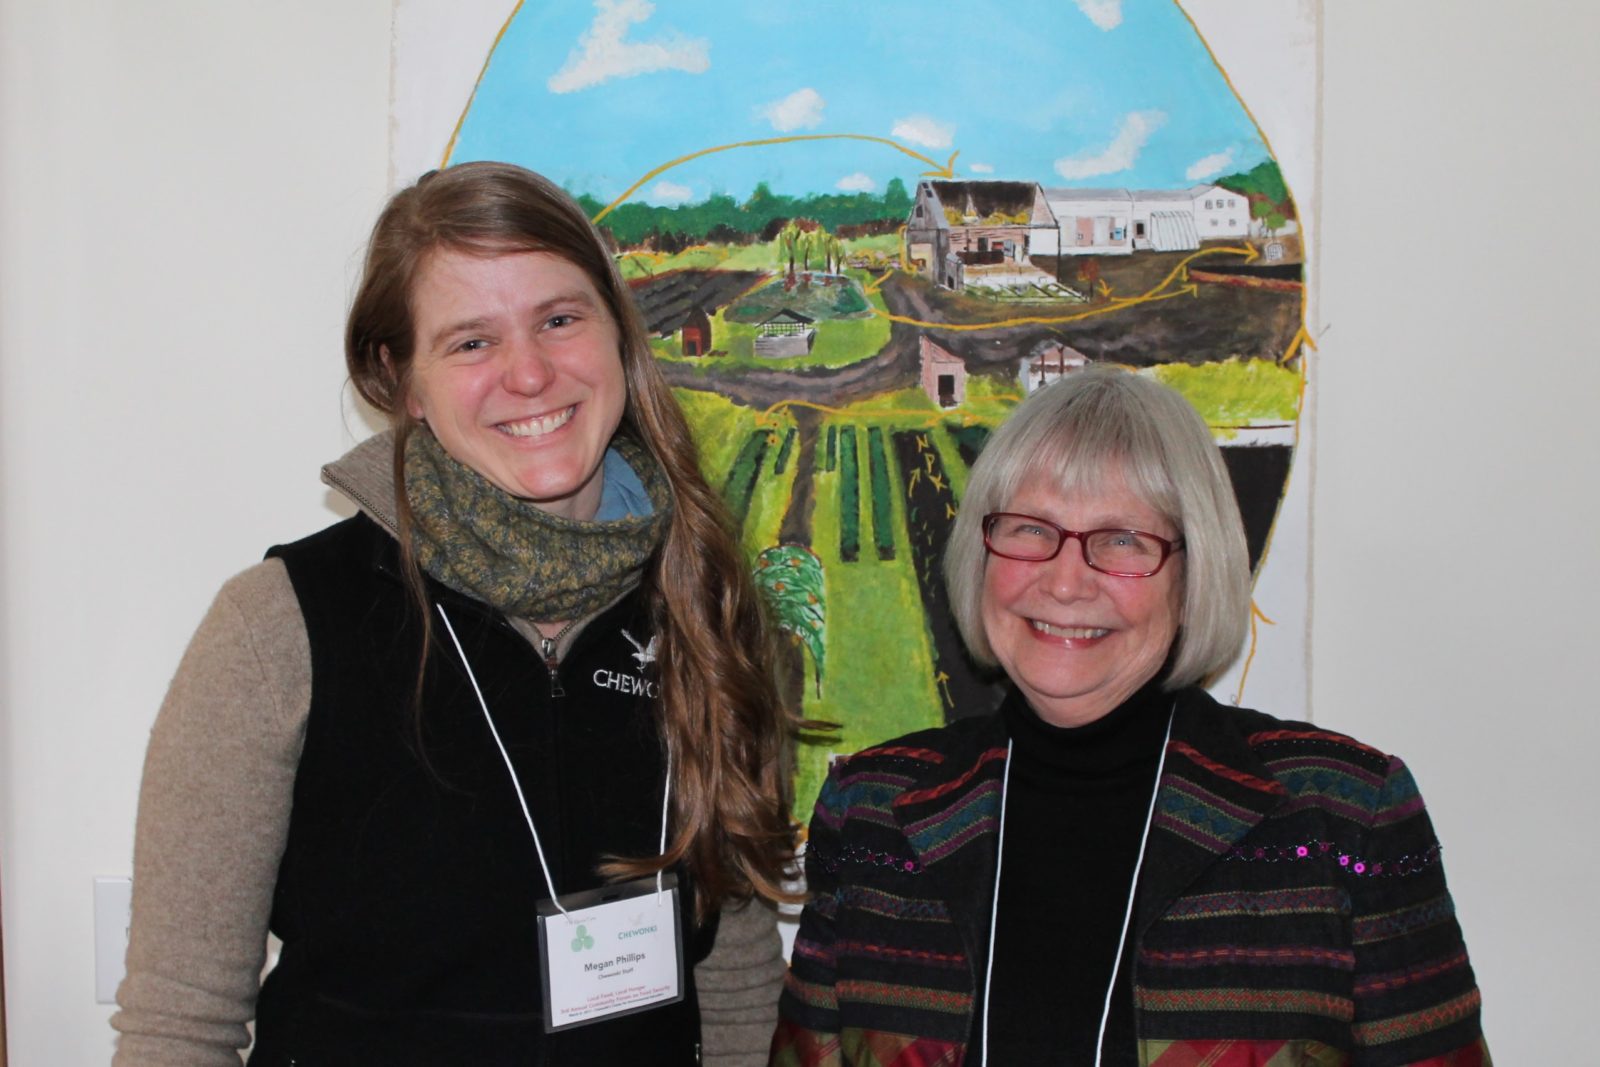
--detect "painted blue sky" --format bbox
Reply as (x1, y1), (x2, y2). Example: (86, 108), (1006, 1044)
(451, 0), (1272, 207)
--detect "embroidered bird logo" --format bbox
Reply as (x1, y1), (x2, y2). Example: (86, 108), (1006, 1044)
(622, 629), (658, 668)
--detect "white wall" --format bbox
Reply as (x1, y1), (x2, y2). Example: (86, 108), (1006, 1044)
(0, 1), (1592, 1062)
(1315, 3), (1600, 1058)
(0, 2), (393, 1063)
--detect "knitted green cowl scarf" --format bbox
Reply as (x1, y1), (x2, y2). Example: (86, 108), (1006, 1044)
(403, 428), (672, 621)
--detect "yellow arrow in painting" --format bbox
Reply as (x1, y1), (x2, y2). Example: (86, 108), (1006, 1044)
(1097, 279), (1115, 299)
(935, 670), (954, 708)
(1143, 244), (1258, 299)
(1280, 323), (1316, 365)
(945, 502), (958, 520)
(593, 135), (960, 223)
(748, 398), (964, 430)
(906, 468), (923, 494)
(595, 135), (953, 223)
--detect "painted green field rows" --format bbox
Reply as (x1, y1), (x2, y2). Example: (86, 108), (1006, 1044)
(672, 386), (1004, 822)
(866, 427), (896, 561)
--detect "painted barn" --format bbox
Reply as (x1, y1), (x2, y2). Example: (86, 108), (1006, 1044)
(1020, 339), (1088, 394)
(919, 335), (967, 408)
(905, 180), (1058, 290)
(679, 304), (711, 357)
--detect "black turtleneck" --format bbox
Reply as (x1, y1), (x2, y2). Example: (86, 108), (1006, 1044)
(974, 680), (1173, 1065)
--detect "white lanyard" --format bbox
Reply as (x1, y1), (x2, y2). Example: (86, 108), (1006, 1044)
(436, 604), (673, 916)
(979, 705), (1175, 1067)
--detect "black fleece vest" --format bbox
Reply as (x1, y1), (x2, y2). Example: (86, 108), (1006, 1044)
(249, 514), (708, 1066)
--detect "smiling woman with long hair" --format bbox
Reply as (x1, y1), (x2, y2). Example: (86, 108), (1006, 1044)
(111, 162), (797, 1066)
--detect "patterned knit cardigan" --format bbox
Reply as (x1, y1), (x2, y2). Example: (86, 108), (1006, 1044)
(772, 688), (1490, 1067)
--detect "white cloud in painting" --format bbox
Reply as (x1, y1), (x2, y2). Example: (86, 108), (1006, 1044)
(759, 88), (825, 132)
(892, 114), (955, 150)
(1054, 110), (1166, 180)
(969, 162), (995, 174)
(836, 172), (876, 192)
(1186, 147), (1236, 181)
(647, 181), (695, 205)
(548, 0), (710, 94)
(1075, 0), (1123, 31)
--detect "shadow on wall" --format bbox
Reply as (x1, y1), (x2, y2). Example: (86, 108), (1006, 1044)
(2, 876), (9, 1067)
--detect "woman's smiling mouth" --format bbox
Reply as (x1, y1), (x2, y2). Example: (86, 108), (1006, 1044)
(1030, 620), (1112, 640)
(497, 405), (576, 438)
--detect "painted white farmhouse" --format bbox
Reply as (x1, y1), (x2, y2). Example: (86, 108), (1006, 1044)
(1187, 184), (1252, 240)
(1039, 183), (1254, 256)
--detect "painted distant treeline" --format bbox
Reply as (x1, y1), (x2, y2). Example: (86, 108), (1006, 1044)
(580, 160), (1293, 253)
(577, 179), (914, 252)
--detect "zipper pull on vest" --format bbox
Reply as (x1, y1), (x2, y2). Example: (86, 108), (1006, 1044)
(539, 636), (566, 698)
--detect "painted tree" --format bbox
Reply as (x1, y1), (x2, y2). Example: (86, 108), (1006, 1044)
(1251, 198), (1287, 237)
(773, 220), (801, 280)
(883, 177), (912, 217)
(754, 545), (826, 695)
(825, 234), (846, 275)
(795, 219), (821, 273)
(1077, 256), (1102, 301)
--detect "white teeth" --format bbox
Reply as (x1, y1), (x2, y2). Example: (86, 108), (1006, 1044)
(499, 406), (575, 438)
(1031, 620), (1110, 639)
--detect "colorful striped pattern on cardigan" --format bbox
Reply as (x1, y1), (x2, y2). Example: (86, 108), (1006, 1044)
(773, 687), (1489, 1067)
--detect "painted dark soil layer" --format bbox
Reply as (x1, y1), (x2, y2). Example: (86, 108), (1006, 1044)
(894, 271), (1301, 372)
(1221, 444), (1293, 573)
(891, 429), (1004, 722)
(1190, 262), (1302, 281)
(658, 274), (1297, 418)
(627, 269), (766, 336)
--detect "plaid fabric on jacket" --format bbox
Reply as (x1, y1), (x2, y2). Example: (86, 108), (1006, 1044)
(772, 688), (1490, 1067)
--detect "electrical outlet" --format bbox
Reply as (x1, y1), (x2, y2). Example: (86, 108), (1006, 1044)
(94, 877), (132, 1004)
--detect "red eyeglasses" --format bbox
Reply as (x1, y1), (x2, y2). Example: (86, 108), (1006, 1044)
(982, 512), (1183, 577)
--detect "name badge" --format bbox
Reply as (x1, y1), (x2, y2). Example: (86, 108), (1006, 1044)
(535, 873), (684, 1032)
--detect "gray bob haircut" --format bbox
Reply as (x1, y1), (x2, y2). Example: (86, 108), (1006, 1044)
(943, 364), (1251, 689)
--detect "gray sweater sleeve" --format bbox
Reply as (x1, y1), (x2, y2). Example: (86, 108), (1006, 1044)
(111, 557), (788, 1064)
(112, 559), (310, 1066)
(695, 897), (788, 1065)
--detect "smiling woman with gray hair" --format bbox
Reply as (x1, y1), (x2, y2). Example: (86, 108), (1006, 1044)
(773, 366), (1488, 1066)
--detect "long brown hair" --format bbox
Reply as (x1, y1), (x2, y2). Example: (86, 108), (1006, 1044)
(346, 162), (798, 911)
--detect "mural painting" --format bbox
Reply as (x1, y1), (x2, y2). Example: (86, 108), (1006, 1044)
(399, 0), (1315, 817)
